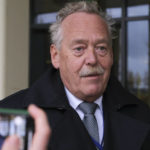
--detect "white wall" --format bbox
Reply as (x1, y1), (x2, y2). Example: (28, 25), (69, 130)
(0, 0), (29, 99)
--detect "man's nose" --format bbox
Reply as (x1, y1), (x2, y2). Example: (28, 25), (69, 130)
(85, 48), (97, 66)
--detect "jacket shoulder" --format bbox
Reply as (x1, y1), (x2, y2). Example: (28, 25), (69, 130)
(0, 89), (28, 108)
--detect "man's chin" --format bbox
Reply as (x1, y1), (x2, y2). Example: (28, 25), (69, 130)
(82, 89), (103, 102)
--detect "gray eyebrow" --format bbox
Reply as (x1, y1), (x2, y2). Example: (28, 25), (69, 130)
(70, 39), (88, 45)
(70, 38), (111, 46)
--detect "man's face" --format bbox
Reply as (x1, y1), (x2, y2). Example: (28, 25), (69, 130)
(51, 12), (113, 102)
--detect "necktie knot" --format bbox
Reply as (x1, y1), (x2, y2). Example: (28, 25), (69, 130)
(78, 102), (98, 114)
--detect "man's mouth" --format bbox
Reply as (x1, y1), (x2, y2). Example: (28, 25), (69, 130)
(81, 72), (102, 77)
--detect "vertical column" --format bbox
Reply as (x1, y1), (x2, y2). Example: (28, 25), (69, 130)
(0, 0), (29, 99)
(0, 0), (6, 99)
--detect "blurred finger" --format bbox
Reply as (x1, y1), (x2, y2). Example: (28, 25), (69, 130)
(28, 104), (51, 150)
(1, 135), (20, 150)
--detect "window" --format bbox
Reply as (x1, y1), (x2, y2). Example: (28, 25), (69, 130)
(127, 20), (149, 100)
(127, 4), (149, 17)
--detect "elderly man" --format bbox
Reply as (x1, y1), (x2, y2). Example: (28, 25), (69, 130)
(0, 1), (150, 150)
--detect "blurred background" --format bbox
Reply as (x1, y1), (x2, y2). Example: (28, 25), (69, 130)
(0, 0), (150, 107)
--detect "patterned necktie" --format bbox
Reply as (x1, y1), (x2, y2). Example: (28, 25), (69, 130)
(78, 102), (99, 143)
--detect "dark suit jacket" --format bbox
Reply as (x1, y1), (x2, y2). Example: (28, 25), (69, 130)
(0, 67), (150, 150)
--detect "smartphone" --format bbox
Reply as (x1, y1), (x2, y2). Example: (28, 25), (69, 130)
(0, 108), (34, 150)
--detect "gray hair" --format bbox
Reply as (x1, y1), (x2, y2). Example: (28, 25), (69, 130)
(49, 1), (116, 49)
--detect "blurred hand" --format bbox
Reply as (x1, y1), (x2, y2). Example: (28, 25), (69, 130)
(1, 104), (51, 150)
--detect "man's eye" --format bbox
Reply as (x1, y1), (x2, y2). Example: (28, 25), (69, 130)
(75, 47), (84, 51)
(96, 46), (107, 56)
(97, 46), (106, 51)
(72, 46), (85, 56)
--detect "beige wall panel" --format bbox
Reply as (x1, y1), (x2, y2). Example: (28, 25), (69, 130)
(0, 0), (29, 99)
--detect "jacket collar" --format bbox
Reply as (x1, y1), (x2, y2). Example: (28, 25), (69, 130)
(23, 67), (70, 110)
(103, 75), (139, 112)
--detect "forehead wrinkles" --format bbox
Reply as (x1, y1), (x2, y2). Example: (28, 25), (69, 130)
(70, 37), (110, 46)
(61, 12), (111, 45)
(61, 12), (107, 32)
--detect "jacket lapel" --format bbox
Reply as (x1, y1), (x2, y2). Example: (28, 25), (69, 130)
(104, 110), (150, 150)
(49, 107), (97, 150)
(103, 76), (150, 150)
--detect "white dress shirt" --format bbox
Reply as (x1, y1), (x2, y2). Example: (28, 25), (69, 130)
(65, 87), (104, 144)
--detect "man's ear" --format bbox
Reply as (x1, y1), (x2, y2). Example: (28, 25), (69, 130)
(50, 44), (60, 69)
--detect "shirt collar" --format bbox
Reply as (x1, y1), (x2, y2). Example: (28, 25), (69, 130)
(64, 87), (103, 110)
